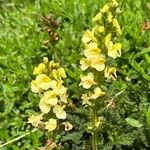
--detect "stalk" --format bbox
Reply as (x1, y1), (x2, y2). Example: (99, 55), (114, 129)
(92, 99), (98, 150)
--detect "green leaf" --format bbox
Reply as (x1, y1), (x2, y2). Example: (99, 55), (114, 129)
(125, 117), (143, 128)
(146, 105), (150, 126)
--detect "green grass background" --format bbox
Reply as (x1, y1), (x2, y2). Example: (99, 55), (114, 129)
(0, 0), (150, 149)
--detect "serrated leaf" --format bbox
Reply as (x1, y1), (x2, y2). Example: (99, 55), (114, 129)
(125, 117), (143, 128)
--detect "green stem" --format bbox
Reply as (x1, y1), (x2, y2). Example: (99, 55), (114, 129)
(92, 99), (98, 150)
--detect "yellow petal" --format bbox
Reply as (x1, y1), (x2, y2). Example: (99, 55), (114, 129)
(39, 98), (51, 113)
(79, 72), (96, 89)
(93, 26), (105, 33)
(92, 13), (102, 22)
(100, 4), (109, 13)
(27, 114), (43, 127)
(53, 105), (66, 119)
(33, 63), (46, 75)
(36, 74), (51, 90)
(31, 80), (39, 93)
(80, 57), (91, 71)
(107, 12), (113, 23)
(43, 57), (48, 64)
(105, 33), (112, 49)
(112, 19), (122, 35)
(110, 0), (119, 8)
(42, 90), (58, 106)
(84, 47), (101, 58)
(62, 122), (73, 131)
(91, 55), (106, 71)
(90, 87), (105, 99)
(108, 43), (121, 59)
(57, 68), (66, 78)
(81, 94), (91, 106)
(104, 67), (117, 80)
(45, 118), (57, 132)
(82, 30), (97, 45)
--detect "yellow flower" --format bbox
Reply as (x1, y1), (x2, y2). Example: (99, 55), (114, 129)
(41, 90), (58, 106)
(92, 13), (102, 22)
(27, 114), (43, 127)
(45, 118), (57, 132)
(54, 85), (68, 103)
(91, 55), (106, 71)
(35, 74), (51, 90)
(33, 63), (46, 75)
(107, 12), (113, 23)
(108, 43), (121, 59)
(80, 57), (91, 71)
(93, 26), (105, 33)
(49, 61), (59, 70)
(104, 67), (117, 80)
(90, 87), (105, 99)
(39, 98), (51, 113)
(43, 57), (48, 64)
(84, 47), (101, 58)
(62, 122), (73, 131)
(80, 55), (106, 71)
(110, 0), (119, 7)
(79, 72), (96, 89)
(86, 42), (98, 49)
(112, 19), (122, 35)
(82, 30), (97, 45)
(53, 105), (66, 119)
(31, 80), (39, 93)
(100, 4), (109, 13)
(57, 68), (66, 78)
(105, 33), (112, 49)
(81, 94), (91, 106)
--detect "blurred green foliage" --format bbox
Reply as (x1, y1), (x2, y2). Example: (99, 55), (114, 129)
(0, 0), (150, 149)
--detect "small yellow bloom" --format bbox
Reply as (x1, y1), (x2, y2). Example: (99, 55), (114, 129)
(53, 105), (66, 119)
(82, 30), (97, 45)
(33, 63), (46, 75)
(80, 55), (106, 71)
(104, 67), (117, 80)
(84, 47), (101, 58)
(86, 42), (98, 49)
(27, 114), (43, 127)
(41, 90), (58, 106)
(57, 68), (66, 78)
(43, 57), (48, 64)
(79, 72), (96, 89)
(80, 57), (91, 71)
(54, 85), (68, 103)
(93, 26), (105, 33)
(107, 12), (113, 23)
(100, 4), (109, 13)
(92, 13), (102, 22)
(35, 74), (51, 90)
(105, 33), (112, 49)
(90, 87), (105, 99)
(49, 61), (59, 70)
(39, 98), (51, 113)
(45, 118), (57, 132)
(62, 122), (73, 131)
(108, 43), (121, 59)
(81, 94), (91, 106)
(112, 19), (122, 35)
(91, 55), (106, 71)
(110, 0), (119, 7)
(31, 80), (39, 93)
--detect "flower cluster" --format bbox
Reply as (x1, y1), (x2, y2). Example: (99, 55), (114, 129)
(28, 57), (72, 132)
(80, 0), (121, 105)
